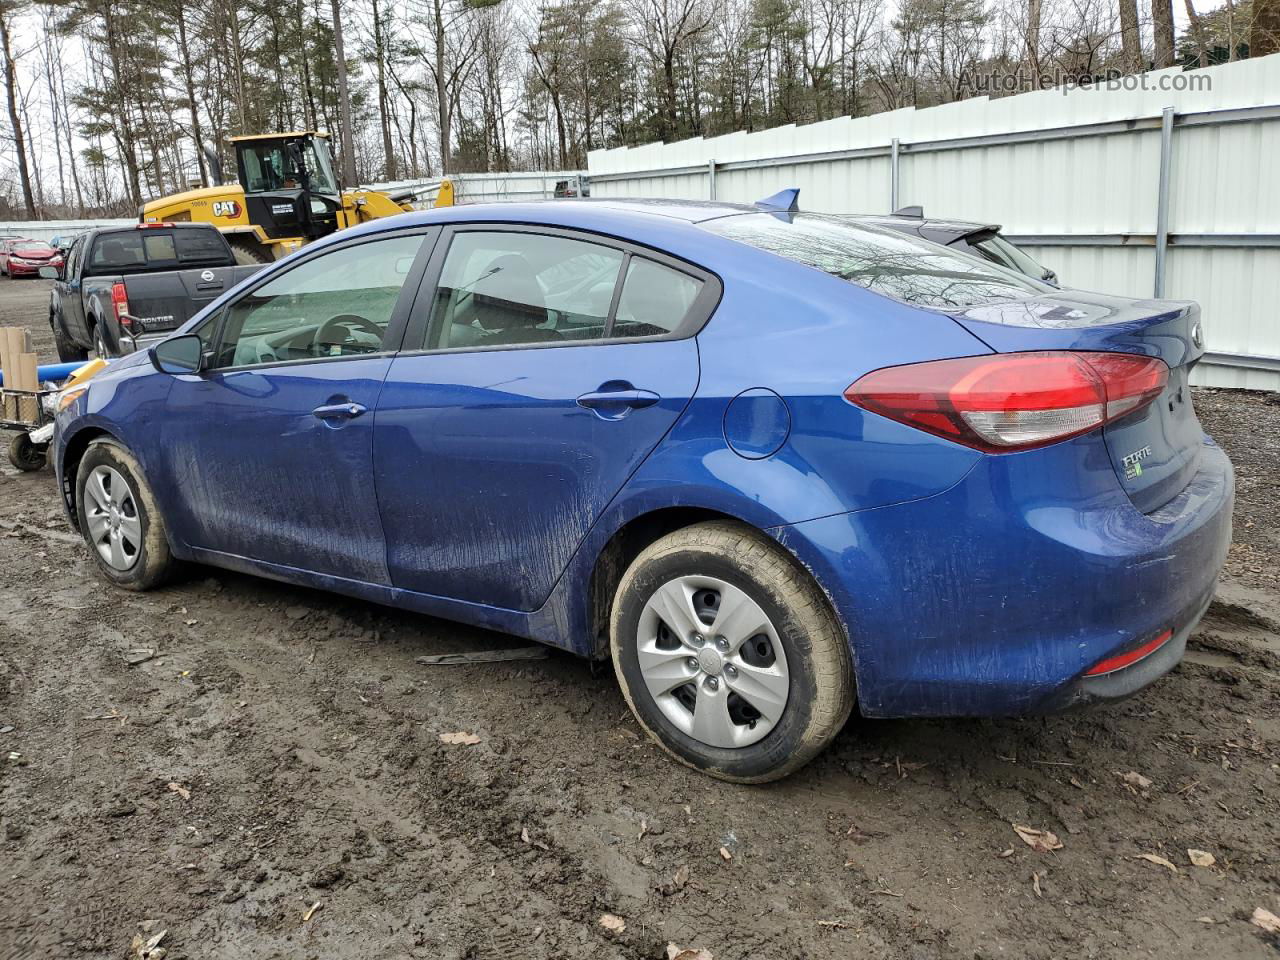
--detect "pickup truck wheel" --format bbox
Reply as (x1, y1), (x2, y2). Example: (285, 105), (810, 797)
(53, 322), (88, 363)
(93, 325), (114, 360)
(229, 239), (271, 266)
(76, 439), (174, 590)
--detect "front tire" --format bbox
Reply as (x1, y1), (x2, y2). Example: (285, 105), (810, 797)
(229, 239), (272, 266)
(75, 439), (174, 590)
(611, 521), (854, 783)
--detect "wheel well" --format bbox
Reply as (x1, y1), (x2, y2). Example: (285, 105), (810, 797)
(587, 507), (751, 658)
(60, 427), (116, 529)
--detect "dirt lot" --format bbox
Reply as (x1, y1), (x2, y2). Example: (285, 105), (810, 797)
(1, 278), (1277, 960)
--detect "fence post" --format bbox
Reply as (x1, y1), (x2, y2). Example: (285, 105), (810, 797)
(1154, 106), (1175, 298)
(890, 138), (900, 212)
(708, 159), (718, 201)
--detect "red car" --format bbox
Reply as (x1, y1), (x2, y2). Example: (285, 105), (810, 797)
(1, 238), (63, 278)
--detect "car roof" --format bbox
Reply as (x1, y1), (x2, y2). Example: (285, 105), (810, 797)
(544, 197), (761, 223)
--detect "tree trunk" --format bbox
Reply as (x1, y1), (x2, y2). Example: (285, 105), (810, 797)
(173, 0), (209, 186)
(0, 9), (36, 218)
(1181, 0), (1209, 66)
(1152, 0), (1175, 67)
(1026, 0), (1042, 75)
(1117, 0), (1143, 71)
(371, 0), (397, 180)
(330, 0), (359, 184)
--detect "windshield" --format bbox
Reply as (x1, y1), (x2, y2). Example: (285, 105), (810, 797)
(705, 213), (1049, 309)
(239, 138), (339, 196)
(304, 138), (340, 195)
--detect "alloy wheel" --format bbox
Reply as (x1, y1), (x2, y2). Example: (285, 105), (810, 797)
(636, 575), (790, 748)
(83, 465), (142, 570)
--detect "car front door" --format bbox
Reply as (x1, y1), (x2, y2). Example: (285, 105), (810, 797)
(373, 225), (715, 611)
(59, 237), (89, 343)
(153, 227), (437, 582)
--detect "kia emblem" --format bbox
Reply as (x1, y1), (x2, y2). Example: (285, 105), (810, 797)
(201, 270), (215, 282)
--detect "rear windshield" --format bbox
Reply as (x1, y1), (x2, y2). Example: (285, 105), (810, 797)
(704, 213), (1048, 309)
(89, 229), (229, 271)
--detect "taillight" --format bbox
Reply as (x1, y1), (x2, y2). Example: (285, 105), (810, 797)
(845, 351), (1168, 452)
(111, 282), (131, 329)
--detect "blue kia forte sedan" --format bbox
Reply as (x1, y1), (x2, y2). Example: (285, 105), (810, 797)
(53, 195), (1234, 782)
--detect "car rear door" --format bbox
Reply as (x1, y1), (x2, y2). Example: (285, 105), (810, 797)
(373, 225), (715, 611)
(152, 227), (438, 582)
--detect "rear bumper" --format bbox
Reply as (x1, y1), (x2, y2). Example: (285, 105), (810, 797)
(773, 433), (1234, 718)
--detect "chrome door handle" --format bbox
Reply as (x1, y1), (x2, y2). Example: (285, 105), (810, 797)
(576, 388), (660, 411)
(312, 401), (367, 420)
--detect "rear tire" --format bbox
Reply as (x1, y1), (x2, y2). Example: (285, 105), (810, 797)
(229, 239), (272, 266)
(76, 439), (174, 590)
(610, 521), (854, 783)
(53, 318), (88, 363)
(93, 324), (113, 360)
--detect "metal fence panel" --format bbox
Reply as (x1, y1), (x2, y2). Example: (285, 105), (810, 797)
(588, 55), (1280, 390)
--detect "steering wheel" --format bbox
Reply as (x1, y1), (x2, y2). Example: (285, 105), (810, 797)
(312, 313), (382, 357)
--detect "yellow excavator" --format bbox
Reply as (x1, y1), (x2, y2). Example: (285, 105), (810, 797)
(141, 132), (448, 265)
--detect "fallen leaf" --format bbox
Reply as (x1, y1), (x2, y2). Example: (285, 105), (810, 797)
(131, 928), (167, 960)
(1013, 824), (1063, 853)
(438, 732), (481, 745)
(1195, 916), (1217, 925)
(1032, 872), (1043, 898)
(599, 913), (626, 935)
(1121, 771), (1153, 790)
(1252, 907), (1280, 934)
(667, 944), (714, 960)
(1187, 849), (1215, 868)
(1069, 776), (1084, 789)
(718, 846), (732, 861)
(998, 847), (1015, 859)
(166, 782), (190, 801)
(303, 900), (322, 922)
(817, 919), (850, 929)
(658, 863), (691, 895)
(1134, 853), (1178, 874)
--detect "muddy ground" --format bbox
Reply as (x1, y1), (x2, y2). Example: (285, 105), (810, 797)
(1, 278), (1277, 960)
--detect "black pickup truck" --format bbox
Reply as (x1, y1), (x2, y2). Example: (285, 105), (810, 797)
(45, 223), (265, 361)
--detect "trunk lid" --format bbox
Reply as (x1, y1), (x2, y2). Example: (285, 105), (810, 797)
(951, 290), (1205, 514)
(122, 264), (266, 335)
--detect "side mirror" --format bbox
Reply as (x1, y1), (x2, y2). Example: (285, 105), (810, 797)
(1042, 269), (1059, 287)
(150, 334), (204, 375)
(38, 265), (61, 280)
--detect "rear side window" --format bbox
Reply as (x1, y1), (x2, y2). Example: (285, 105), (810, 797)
(614, 258), (702, 338)
(705, 213), (1047, 309)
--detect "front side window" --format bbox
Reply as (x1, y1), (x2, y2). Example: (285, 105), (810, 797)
(211, 233), (424, 368)
(705, 213), (1049, 309)
(429, 231), (624, 349)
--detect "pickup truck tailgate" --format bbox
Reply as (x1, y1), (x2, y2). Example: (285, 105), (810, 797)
(125, 264), (265, 335)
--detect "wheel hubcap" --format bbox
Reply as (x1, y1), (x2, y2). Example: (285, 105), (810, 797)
(636, 575), (790, 749)
(83, 465), (142, 571)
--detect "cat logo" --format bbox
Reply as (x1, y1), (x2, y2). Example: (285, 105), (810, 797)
(211, 200), (242, 218)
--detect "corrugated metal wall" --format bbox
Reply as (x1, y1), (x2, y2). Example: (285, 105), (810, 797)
(588, 55), (1280, 390)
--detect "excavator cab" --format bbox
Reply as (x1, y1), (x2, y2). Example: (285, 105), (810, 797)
(233, 132), (342, 242)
